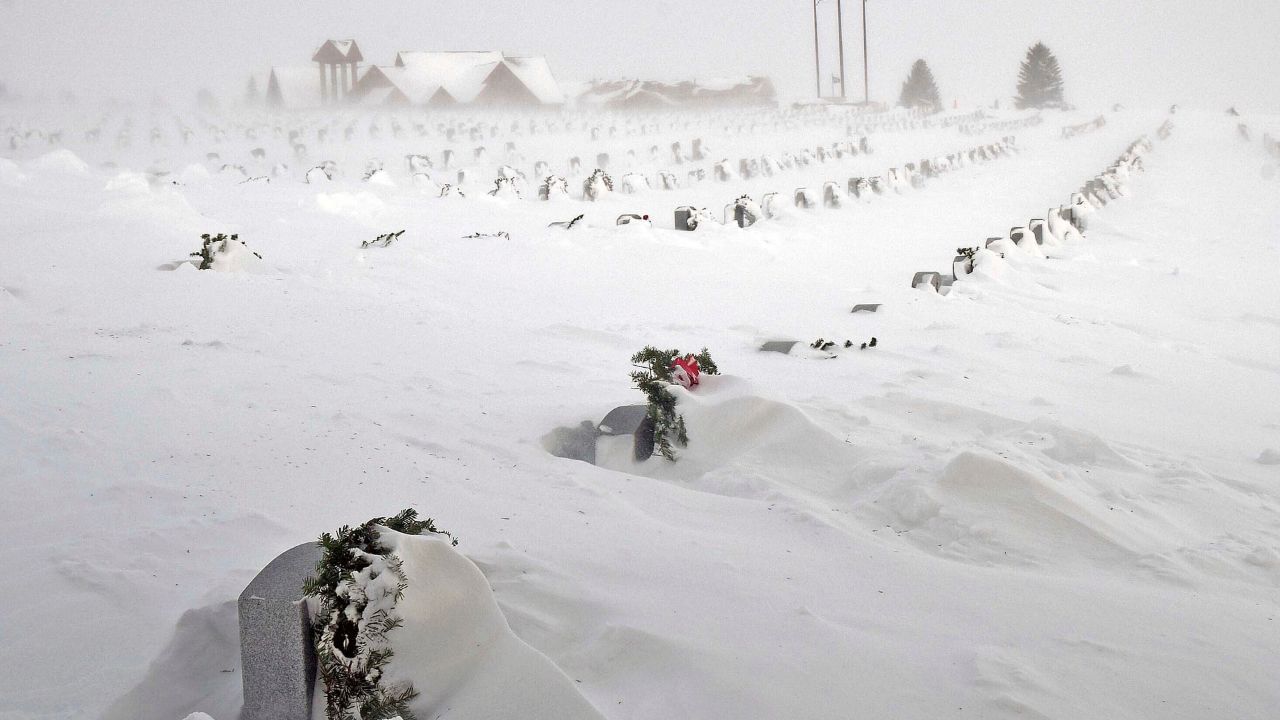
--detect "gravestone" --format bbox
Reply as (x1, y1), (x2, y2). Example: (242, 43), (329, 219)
(760, 193), (780, 218)
(238, 542), (323, 720)
(760, 340), (800, 354)
(794, 188), (818, 209)
(912, 271), (941, 292)
(823, 181), (845, 208)
(674, 206), (698, 231)
(1028, 219), (1046, 245)
(597, 405), (656, 462)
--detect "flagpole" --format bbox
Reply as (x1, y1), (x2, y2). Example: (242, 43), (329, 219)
(813, 0), (822, 98)
(836, 0), (847, 100)
(862, 0), (870, 103)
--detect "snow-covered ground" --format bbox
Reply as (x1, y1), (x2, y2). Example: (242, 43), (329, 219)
(1, 104), (1278, 720)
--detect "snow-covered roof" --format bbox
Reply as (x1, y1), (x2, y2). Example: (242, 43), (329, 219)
(395, 51), (503, 72)
(312, 39), (363, 63)
(382, 51), (564, 106)
(504, 56), (566, 105)
(266, 66), (322, 109)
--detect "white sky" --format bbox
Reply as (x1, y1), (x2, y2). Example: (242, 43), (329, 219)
(2, 0), (1278, 111)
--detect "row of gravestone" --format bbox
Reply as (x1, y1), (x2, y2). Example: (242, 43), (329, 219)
(1236, 124), (1280, 161)
(959, 114), (1044, 137)
(911, 130), (1162, 295)
(39, 103), (901, 160)
(1060, 115), (1108, 139)
(672, 137), (1020, 231)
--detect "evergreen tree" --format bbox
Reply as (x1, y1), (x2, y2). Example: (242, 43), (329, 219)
(1015, 42), (1066, 109)
(898, 59), (942, 112)
(245, 76), (260, 106)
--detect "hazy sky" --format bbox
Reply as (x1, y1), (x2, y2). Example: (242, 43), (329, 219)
(3, 0), (1278, 111)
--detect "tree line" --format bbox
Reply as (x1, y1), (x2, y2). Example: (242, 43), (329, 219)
(899, 42), (1066, 112)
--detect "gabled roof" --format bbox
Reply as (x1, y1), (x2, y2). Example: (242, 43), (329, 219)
(312, 39), (364, 64)
(266, 66), (322, 108)
(394, 50), (503, 71)
(357, 65), (448, 105)
(387, 51), (564, 106)
(504, 56), (566, 105)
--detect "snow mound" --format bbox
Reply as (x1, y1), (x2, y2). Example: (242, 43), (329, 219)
(104, 171), (153, 195)
(100, 601), (241, 720)
(197, 237), (270, 274)
(932, 451), (1143, 562)
(315, 191), (387, 225)
(27, 148), (91, 177)
(595, 376), (862, 499)
(0, 157), (27, 186)
(380, 530), (605, 720)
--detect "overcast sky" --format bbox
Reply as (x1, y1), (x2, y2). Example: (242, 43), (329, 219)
(3, 0), (1278, 111)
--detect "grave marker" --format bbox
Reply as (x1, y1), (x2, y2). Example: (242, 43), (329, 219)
(238, 543), (323, 720)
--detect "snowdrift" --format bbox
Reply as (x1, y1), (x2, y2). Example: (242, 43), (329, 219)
(594, 376), (866, 500)
(378, 530), (605, 720)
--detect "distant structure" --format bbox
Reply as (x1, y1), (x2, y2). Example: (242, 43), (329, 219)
(354, 51), (565, 107)
(265, 40), (564, 110)
(575, 77), (777, 110)
(311, 39), (363, 105)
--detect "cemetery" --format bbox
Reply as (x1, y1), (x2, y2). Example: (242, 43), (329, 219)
(2, 26), (1279, 720)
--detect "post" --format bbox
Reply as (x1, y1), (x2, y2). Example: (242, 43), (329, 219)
(861, 0), (870, 103)
(813, 0), (822, 99)
(836, 0), (847, 100)
(318, 63), (327, 105)
(329, 64), (338, 103)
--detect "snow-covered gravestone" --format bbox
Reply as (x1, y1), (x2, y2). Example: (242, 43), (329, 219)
(238, 542), (324, 720)
(912, 271), (941, 292)
(1028, 219), (1047, 245)
(597, 405), (655, 461)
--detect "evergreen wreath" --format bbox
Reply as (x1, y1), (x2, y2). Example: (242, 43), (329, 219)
(629, 346), (719, 461)
(302, 509), (457, 720)
(362, 230), (405, 249)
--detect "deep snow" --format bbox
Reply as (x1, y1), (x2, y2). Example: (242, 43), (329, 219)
(1, 104), (1278, 720)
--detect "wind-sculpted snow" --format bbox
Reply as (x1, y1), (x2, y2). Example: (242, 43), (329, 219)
(0, 107), (1277, 720)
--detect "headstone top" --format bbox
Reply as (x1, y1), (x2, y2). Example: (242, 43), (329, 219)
(240, 543), (322, 603)
(760, 340), (801, 354)
(598, 405), (650, 436)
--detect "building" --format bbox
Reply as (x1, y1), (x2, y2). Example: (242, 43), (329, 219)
(575, 77), (777, 110)
(265, 40), (565, 110)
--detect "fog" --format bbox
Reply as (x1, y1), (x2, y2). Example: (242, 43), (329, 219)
(3, 0), (1279, 110)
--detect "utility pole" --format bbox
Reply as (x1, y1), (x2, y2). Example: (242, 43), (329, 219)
(836, 0), (847, 100)
(813, 0), (822, 98)
(861, 0), (870, 104)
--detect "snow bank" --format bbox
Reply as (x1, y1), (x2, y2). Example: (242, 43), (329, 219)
(27, 148), (91, 177)
(0, 157), (27, 187)
(595, 376), (861, 499)
(314, 191), (387, 225)
(99, 602), (241, 720)
(380, 530), (605, 720)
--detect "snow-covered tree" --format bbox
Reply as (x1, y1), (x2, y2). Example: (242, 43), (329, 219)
(898, 59), (941, 112)
(1015, 42), (1065, 109)
(244, 76), (260, 106)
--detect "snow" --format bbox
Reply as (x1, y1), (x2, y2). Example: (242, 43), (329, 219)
(0, 104), (1278, 720)
(380, 530), (604, 720)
